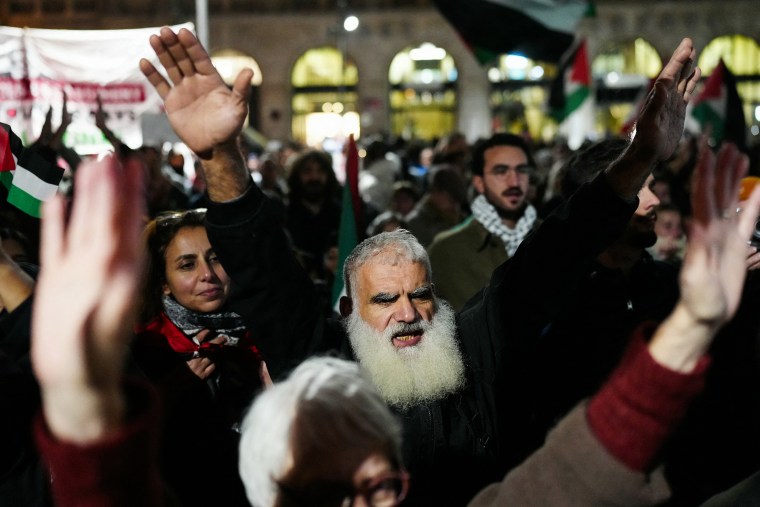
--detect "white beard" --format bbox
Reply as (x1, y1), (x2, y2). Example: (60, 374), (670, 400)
(345, 299), (466, 410)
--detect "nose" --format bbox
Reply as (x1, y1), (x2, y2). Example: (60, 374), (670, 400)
(199, 262), (216, 283)
(393, 297), (418, 324)
(641, 186), (660, 210)
(505, 167), (519, 186)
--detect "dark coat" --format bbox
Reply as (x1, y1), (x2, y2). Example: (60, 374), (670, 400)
(205, 173), (637, 505)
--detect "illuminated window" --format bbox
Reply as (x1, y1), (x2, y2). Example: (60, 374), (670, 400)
(291, 46), (359, 148)
(592, 38), (662, 134)
(699, 34), (760, 137)
(388, 43), (457, 140)
(487, 54), (558, 141)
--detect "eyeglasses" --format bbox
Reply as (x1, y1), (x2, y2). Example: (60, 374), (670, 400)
(279, 470), (409, 507)
(154, 208), (207, 225)
(486, 164), (533, 177)
(343, 470), (410, 507)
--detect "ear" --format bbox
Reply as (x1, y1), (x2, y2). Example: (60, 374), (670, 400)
(339, 296), (353, 317)
(472, 175), (485, 195)
(162, 284), (171, 296)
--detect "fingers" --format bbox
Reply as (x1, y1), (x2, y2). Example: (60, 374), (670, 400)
(684, 65), (701, 102)
(149, 29), (184, 86)
(139, 58), (171, 100)
(745, 245), (760, 271)
(116, 156), (147, 260)
(232, 68), (254, 101)
(163, 27), (197, 79)
(177, 28), (214, 76)
(187, 356), (216, 379)
(661, 38), (695, 84)
(691, 140), (716, 223)
(39, 195), (66, 269)
(676, 47), (696, 95)
(713, 143), (743, 213)
(69, 156), (119, 250)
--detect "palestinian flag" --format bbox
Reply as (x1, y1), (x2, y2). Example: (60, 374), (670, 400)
(0, 123), (64, 218)
(332, 135), (362, 307)
(689, 59), (747, 150)
(434, 0), (593, 64)
(549, 40), (595, 149)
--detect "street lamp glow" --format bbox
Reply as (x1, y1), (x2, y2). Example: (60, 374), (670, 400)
(344, 15), (359, 32)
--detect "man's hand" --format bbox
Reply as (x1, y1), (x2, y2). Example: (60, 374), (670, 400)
(32, 154), (146, 443)
(139, 27), (252, 202)
(632, 38), (701, 163)
(139, 27), (252, 157)
(606, 38), (701, 201)
(649, 142), (760, 371)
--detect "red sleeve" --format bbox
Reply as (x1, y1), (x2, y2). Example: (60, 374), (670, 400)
(34, 380), (165, 507)
(587, 322), (710, 471)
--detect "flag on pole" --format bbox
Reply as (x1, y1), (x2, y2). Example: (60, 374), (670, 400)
(549, 39), (595, 149)
(332, 135), (362, 307)
(0, 123), (63, 218)
(689, 59), (747, 149)
(434, 0), (592, 64)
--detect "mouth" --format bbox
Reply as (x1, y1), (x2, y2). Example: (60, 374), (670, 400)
(392, 332), (422, 348)
(199, 287), (223, 298)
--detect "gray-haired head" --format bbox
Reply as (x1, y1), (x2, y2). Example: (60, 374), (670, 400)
(238, 356), (403, 507)
(343, 229), (431, 302)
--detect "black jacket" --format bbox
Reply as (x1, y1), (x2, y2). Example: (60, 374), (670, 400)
(205, 173), (637, 505)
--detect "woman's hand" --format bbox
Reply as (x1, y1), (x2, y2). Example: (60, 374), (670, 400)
(185, 329), (228, 380)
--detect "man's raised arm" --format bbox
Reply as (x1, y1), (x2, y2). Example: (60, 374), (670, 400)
(140, 27), (335, 378)
(139, 27), (251, 202)
(604, 38), (701, 200)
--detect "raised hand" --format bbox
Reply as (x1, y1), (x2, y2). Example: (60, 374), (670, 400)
(679, 142), (760, 325)
(139, 27), (252, 157)
(32, 154), (146, 442)
(632, 38), (701, 163)
(649, 142), (760, 372)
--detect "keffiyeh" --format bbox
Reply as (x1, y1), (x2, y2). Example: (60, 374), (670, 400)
(470, 194), (537, 256)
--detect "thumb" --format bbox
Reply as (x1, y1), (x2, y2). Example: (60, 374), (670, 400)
(195, 329), (212, 343)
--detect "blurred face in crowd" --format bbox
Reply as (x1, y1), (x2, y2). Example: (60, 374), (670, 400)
(473, 145), (531, 217)
(622, 174), (661, 248)
(299, 161), (328, 202)
(344, 249), (465, 408)
(655, 208), (683, 240)
(162, 226), (231, 313)
(391, 190), (417, 216)
(278, 451), (408, 507)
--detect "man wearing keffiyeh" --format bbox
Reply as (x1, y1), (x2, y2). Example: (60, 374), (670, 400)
(428, 133), (539, 311)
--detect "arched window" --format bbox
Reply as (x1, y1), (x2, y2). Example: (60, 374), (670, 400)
(388, 43), (457, 140)
(291, 46), (359, 147)
(698, 35), (760, 138)
(211, 49), (263, 130)
(488, 54), (557, 141)
(592, 38), (662, 134)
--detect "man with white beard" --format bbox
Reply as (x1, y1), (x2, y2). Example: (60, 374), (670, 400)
(140, 27), (701, 506)
(341, 230), (466, 409)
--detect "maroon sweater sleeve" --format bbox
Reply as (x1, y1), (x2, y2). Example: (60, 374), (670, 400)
(587, 322), (710, 472)
(34, 380), (164, 507)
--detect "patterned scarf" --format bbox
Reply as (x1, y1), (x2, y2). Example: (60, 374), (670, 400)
(470, 194), (537, 256)
(162, 295), (247, 346)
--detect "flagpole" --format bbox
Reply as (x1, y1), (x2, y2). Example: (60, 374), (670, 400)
(195, 0), (209, 50)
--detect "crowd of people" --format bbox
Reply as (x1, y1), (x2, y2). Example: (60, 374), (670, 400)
(3, 26), (760, 507)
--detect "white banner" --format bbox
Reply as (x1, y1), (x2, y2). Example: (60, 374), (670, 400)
(0, 23), (193, 153)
